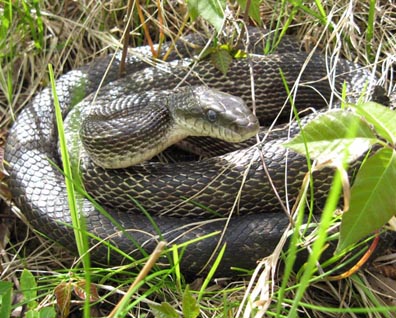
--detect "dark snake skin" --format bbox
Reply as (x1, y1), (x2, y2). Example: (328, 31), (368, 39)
(4, 32), (386, 277)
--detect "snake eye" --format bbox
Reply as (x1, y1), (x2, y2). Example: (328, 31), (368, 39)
(206, 109), (217, 122)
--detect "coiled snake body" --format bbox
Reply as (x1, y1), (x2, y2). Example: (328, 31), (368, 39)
(4, 31), (384, 276)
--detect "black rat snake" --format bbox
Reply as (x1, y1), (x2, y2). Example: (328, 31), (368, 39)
(4, 29), (388, 276)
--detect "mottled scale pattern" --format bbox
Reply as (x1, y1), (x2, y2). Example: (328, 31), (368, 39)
(4, 30), (388, 277)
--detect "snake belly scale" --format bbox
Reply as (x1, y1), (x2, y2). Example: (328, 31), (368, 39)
(4, 32), (379, 276)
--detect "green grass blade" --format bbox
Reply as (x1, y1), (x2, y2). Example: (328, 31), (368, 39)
(288, 168), (343, 317)
(198, 243), (226, 302)
(48, 64), (91, 318)
(366, 0), (376, 60)
(313, 0), (326, 23)
(276, 67), (316, 315)
(48, 64), (89, 267)
(283, 297), (396, 315)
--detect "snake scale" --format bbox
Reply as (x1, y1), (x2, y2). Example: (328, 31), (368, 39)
(4, 29), (387, 277)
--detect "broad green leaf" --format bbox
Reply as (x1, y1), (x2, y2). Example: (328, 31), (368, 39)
(354, 102), (396, 145)
(284, 110), (377, 165)
(211, 48), (233, 75)
(182, 286), (200, 318)
(0, 281), (13, 318)
(236, 0), (263, 24)
(338, 148), (396, 251)
(150, 302), (179, 318)
(21, 269), (38, 310)
(187, 0), (226, 32)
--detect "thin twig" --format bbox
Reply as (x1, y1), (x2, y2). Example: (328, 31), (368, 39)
(119, 0), (134, 77)
(136, 0), (157, 57)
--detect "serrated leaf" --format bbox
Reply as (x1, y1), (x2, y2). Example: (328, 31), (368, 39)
(237, 0), (263, 24)
(354, 102), (396, 145)
(211, 48), (233, 75)
(182, 286), (200, 318)
(20, 269), (38, 310)
(187, 0), (226, 32)
(284, 110), (377, 165)
(338, 148), (396, 251)
(150, 302), (179, 318)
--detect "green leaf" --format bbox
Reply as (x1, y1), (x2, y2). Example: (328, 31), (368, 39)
(338, 148), (396, 251)
(39, 307), (57, 318)
(26, 310), (40, 318)
(21, 269), (38, 310)
(210, 48), (233, 75)
(0, 281), (13, 318)
(187, 0), (226, 32)
(237, 0), (263, 24)
(182, 286), (200, 318)
(284, 110), (377, 165)
(150, 302), (179, 318)
(354, 102), (396, 145)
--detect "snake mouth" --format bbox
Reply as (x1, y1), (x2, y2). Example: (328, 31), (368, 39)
(222, 115), (260, 142)
(183, 110), (260, 144)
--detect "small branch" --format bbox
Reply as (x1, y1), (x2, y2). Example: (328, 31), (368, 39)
(119, 0), (134, 77)
(136, 0), (157, 57)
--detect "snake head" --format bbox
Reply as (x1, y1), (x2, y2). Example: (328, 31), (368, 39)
(171, 86), (259, 143)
